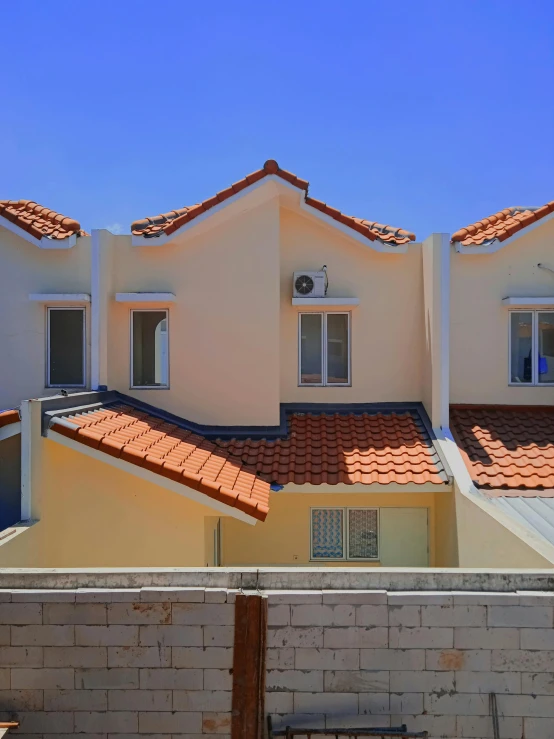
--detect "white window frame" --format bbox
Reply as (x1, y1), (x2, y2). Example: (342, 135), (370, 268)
(46, 307), (86, 388)
(298, 311), (351, 387)
(508, 310), (554, 387)
(310, 506), (379, 561)
(130, 309), (170, 390)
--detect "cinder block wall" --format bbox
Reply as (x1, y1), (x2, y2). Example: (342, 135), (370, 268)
(0, 581), (552, 739)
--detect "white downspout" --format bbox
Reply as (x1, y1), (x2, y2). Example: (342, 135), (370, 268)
(90, 230), (101, 390)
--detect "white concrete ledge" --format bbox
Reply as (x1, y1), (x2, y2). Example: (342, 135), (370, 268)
(29, 293), (90, 302)
(502, 296), (554, 307)
(292, 297), (359, 306)
(115, 292), (176, 302)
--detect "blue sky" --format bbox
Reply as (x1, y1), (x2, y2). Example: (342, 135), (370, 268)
(1, 1), (552, 239)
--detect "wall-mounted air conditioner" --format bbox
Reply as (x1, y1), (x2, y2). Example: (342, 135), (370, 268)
(293, 269), (328, 299)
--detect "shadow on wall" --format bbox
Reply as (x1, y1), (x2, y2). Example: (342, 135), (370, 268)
(0, 434), (21, 530)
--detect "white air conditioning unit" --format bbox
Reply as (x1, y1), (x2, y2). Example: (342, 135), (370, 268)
(293, 270), (327, 298)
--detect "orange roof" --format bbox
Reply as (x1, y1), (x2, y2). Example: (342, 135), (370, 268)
(0, 410), (19, 428)
(451, 201), (554, 247)
(451, 406), (554, 492)
(50, 403), (271, 522)
(0, 200), (85, 242)
(131, 160), (416, 246)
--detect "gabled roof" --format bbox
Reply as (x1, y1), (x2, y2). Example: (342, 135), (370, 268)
(0, 410), (19, 428)
(131, 159), (416, 246)
(451, 405), (554, 492)
(47, 399), (449, 524)
(0, 200), (86, 242)
(451, 202), (554, 247)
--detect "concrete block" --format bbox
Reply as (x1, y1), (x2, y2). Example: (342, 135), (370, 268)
(75, 588), (141, 603)
(522, 672), (554, 695)
(390, 692), (423, 715)
(324, 670), (389, 693)
(12, 625), (74, 646)
(266, 648), (295, 670)
(44, 689), (107, 711)
(326, 714), (391, 729)
(355, 605), (389, 626)
(76, 668), (139, 689)
(322, 590), (387, 605)
(267, 669), (323, 692)
(204, 668), (233, 691)
(76, 625), (139, 646)
(360, 648), (425, 671)
(266, 692), (294, 713)
(268, 713), (325, 731)
(389, 627), (453, 649)
(43, 603), (107, 625)
(266, 590), (323, 604)
(456, 716), (523, 739)
(203, 625), (235, 647)
(517, 592), (554, 606)
(11, 668), (74, 689)
(139, 712), (202, 734)
(425, 649), (491, 671)
(140, 587), (205, 603)
(521, 628), (554, 650)
(488, 606), (552, 628)
(11, 590), (75, 603)
(172, 603), (234, 625)
(108, 689), (172, 711)
(324, 626), (388, 649)
(107, 602), (171, 625)
(204, 589), (228, 604)
(292, 604), (355, 626)
(499, 694), (554, 717)
(524, 717), (554, 739)
(267, 626), (323, 648)
(453, 592), (520, 605)
(108, 646), (171, 668)
(0, 646), (43, 667)
(45, 646), (107, 668)
(202, 712), (232, 734)
(388, 592), (453, 606)
(295, 648), (359, 670)
(454, 627), (519, 649)
(421, 605), (487, 627)
(455, 670), (522, 694)
(388, 606), (421, 627)
(294, 691), (358, 714)
(139, 624), (203, 647)
(0, 689), (43, 711)
(492, 650), (554, 672)
(358, 692), (390, 715)
(424, 692), (490, 715)
(172, 647), (233, 669)
(0, 627), (9, 646)
(74, 711), (138, 733)
(10, 711), (74, 734)
(140, 668), (204, 690)
(390, 670), (454, 693)
(0, 591), (11, 602)
(390, 714), (456, 737)
(268, 604), (290, 626)
(0, 603), (42, 624)
(173, 690), (231, 712)
(0, 670), (10, 689)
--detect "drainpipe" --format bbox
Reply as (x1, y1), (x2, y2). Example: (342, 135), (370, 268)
(90, 230), (101, 390)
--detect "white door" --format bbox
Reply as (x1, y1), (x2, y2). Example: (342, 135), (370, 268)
(379, 508), (429, 566)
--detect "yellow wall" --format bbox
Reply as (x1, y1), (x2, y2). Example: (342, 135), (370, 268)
(0, 229), (91, 410)
(450, 218), (554, 405)
(0, 437), (218, 567)
(279, 209), (424, 403)
(221, 492), (448, 567)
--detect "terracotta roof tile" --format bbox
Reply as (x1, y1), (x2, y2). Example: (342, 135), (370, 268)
(50, 403), (448, 521)
(0, 410), (19, 428)
(0, 200), (86, 242)
(451, 405), (554, 491)
(131, 160), (415, 246)
(451, 202), (554, 247)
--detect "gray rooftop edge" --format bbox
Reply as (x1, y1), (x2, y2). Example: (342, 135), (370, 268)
(0, 568), (552, 591)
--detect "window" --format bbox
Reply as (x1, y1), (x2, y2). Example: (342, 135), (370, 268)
(299, 312), (350, 386)
(47, 308), (85, 387)
(510, 311), (554, 385)
(131, 310), (169, 388)
(311, 507), (379, 560)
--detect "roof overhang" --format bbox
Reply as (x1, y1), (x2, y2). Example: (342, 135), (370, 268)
(47, 427), (260, 525)
(453, 211), (554, 254)
(131, 176), (409, 254)
(0, 215), (77, 249)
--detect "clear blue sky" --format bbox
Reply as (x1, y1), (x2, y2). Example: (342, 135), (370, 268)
(1, 1), (552, 239)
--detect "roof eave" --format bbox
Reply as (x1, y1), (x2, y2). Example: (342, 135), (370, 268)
(0, 214), (77, 249)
